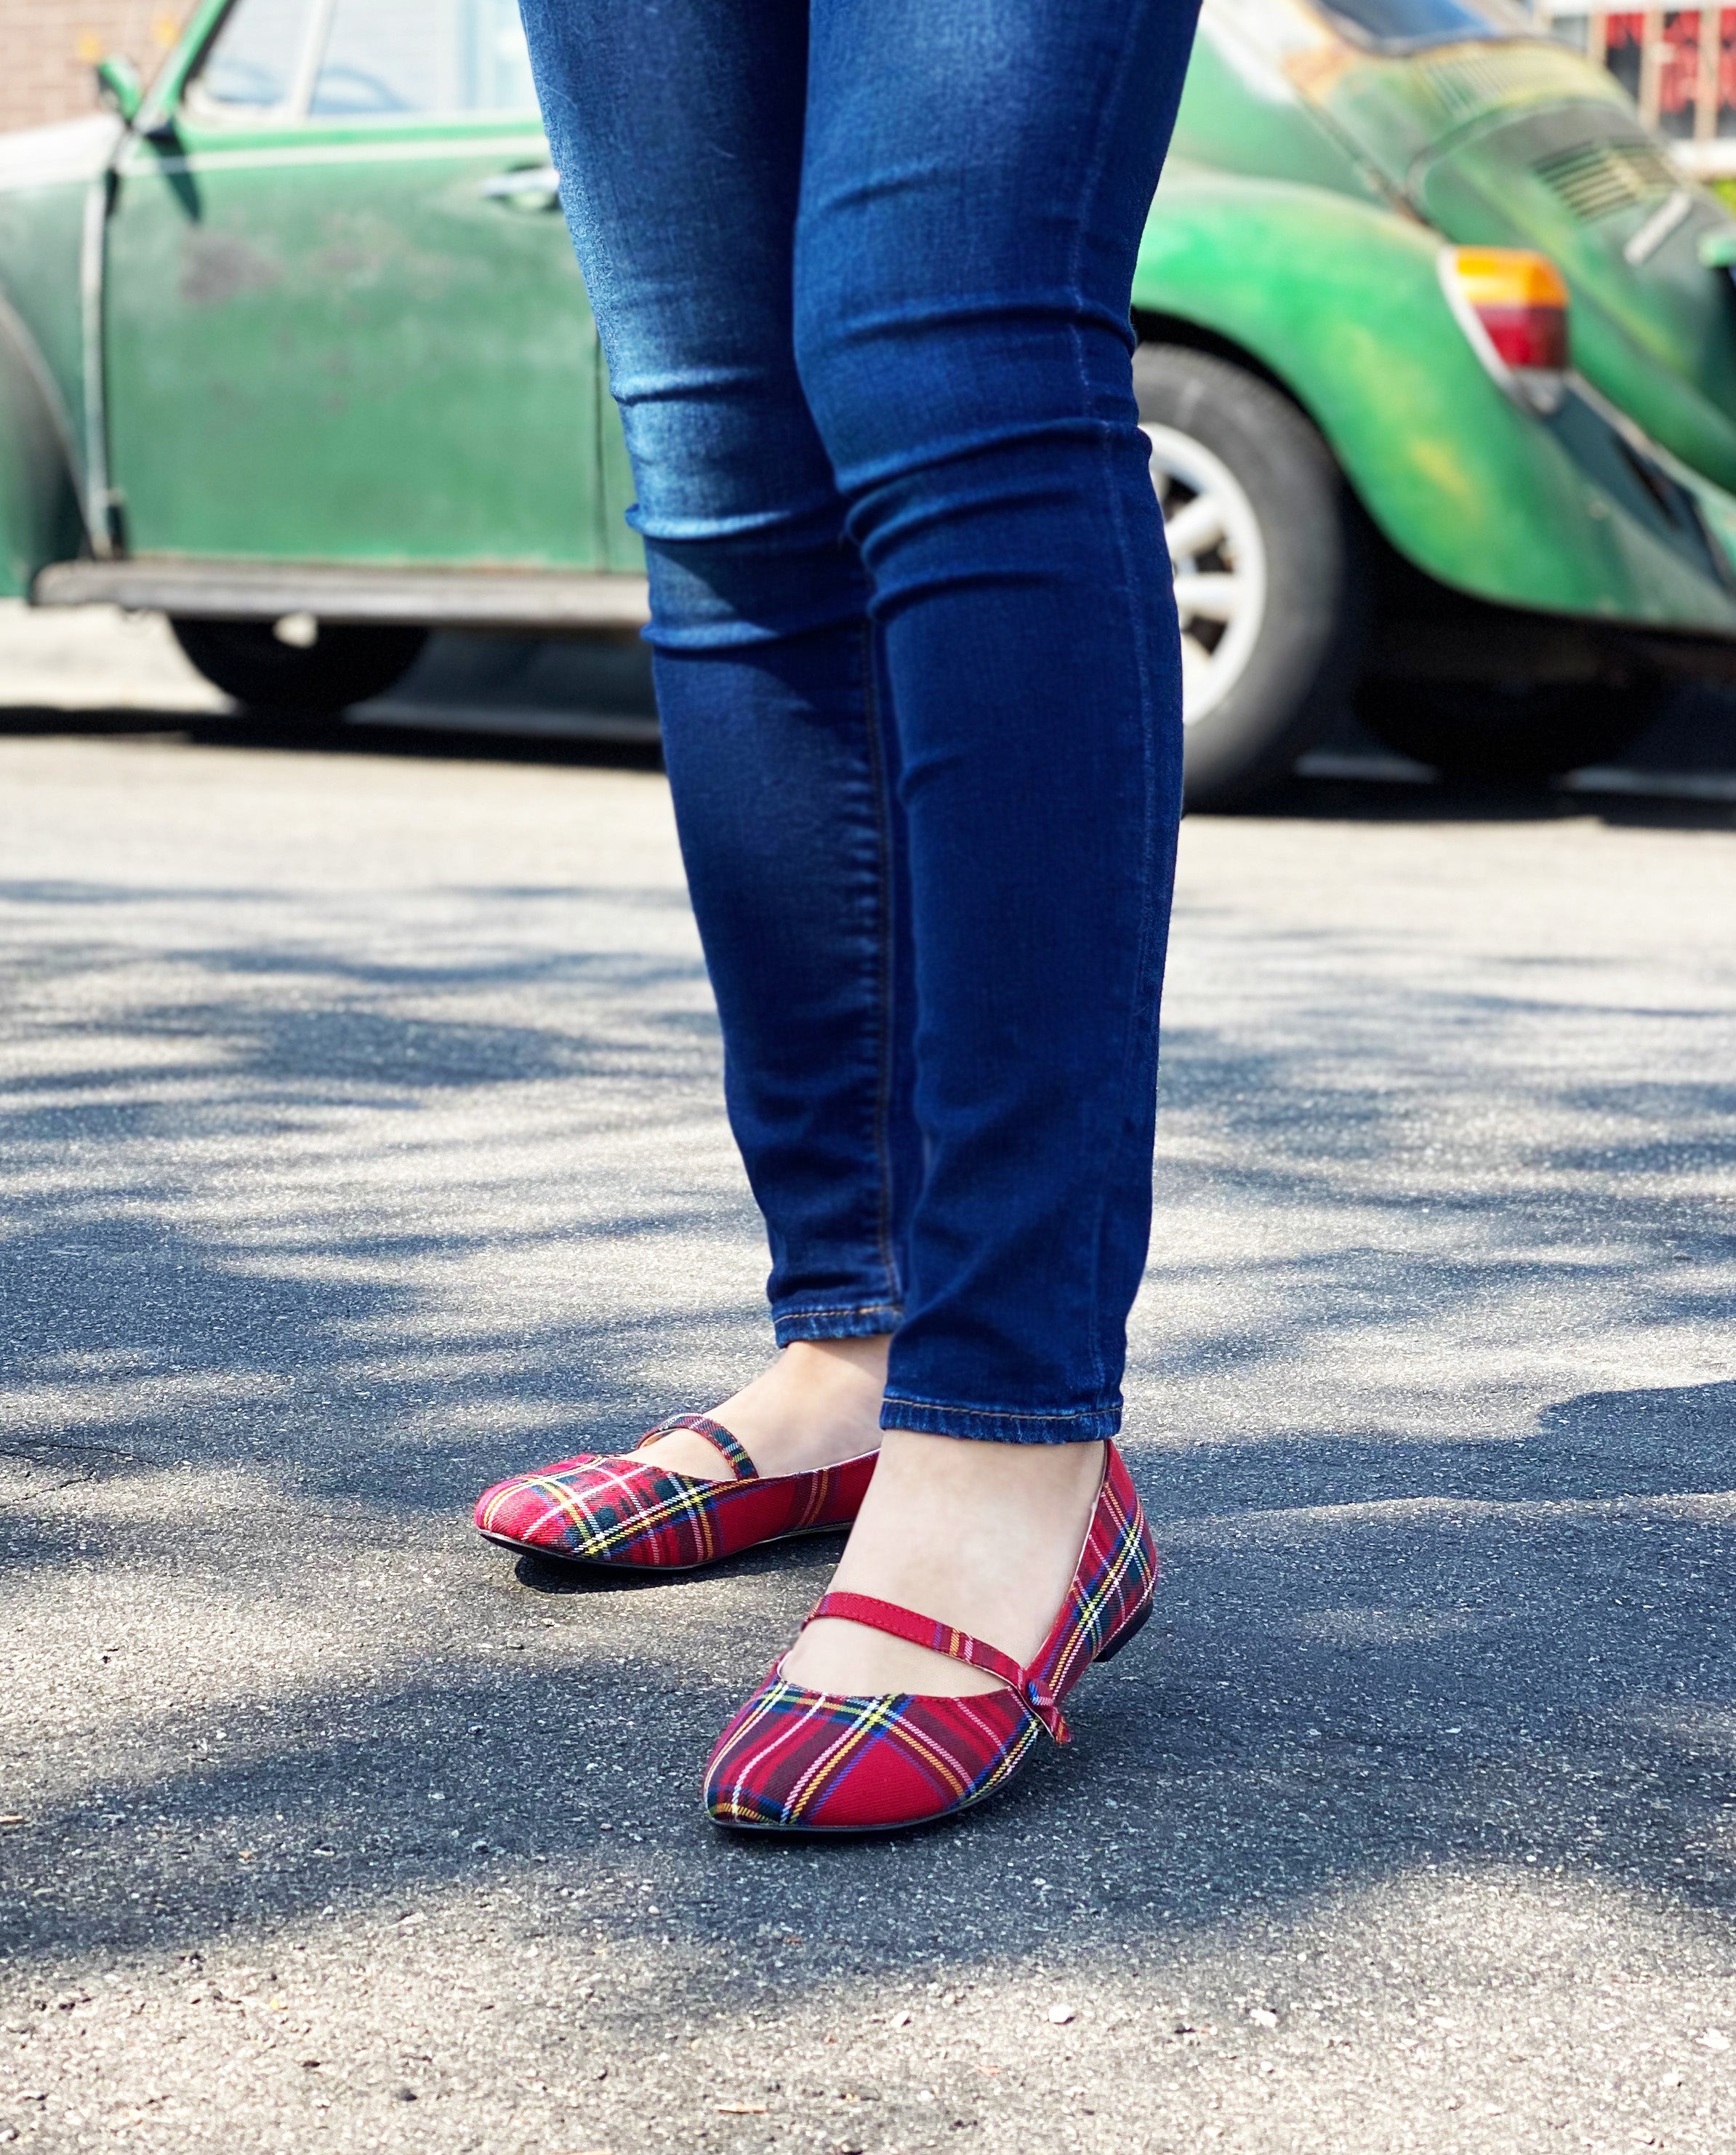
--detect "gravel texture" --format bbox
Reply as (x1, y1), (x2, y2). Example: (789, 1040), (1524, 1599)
(1, 607), (1735, 2154)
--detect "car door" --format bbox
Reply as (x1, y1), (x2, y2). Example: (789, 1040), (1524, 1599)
(101, 0), (606, 567)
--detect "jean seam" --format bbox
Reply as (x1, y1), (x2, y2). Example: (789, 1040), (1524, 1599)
(1065, 12), (1157, 1405)
(861, 615), (902, 1307)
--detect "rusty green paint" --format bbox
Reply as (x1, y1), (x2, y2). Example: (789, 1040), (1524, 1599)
(103, 116), (606, 565)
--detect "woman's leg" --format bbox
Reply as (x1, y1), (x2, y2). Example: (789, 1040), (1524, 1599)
(518, 0), (918, 1472)
(781, 0), (1198, 1690)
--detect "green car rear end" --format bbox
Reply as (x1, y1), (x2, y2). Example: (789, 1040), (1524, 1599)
(1138, 0), (1736, 797)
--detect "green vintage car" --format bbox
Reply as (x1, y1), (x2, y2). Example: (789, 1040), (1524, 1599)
(2, 0), (1735, 803)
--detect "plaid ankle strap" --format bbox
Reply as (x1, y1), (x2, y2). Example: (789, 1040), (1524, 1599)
(639, 1413), (759, 1482)
(809, 1590), (1071, 1742)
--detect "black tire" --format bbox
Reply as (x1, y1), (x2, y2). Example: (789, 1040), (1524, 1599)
(169, 617), (428, 713)
(1357, 677), (1665, 782)
(1136, 345), (1367, 810)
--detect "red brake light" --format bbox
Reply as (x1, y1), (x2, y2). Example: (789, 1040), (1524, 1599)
(1439, 247), (1571, 409)
(1474, 302), (1570, 373)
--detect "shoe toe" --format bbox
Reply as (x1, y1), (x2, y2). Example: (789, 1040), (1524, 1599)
(704, 1680), (1040, 1833)
(473, 1456), (625, 1559)
(477, 1452), (752, 1566)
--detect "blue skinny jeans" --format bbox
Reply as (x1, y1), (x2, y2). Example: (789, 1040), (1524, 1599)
(519, 0), (1198, 1443)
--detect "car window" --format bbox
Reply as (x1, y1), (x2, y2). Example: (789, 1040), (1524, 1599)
(1314, 0), (1531, 50)
(190, 0), (318, 114)
(310, 0), (541, 118)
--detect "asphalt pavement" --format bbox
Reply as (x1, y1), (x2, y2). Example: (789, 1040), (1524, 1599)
(2, 604), (1735, 2155)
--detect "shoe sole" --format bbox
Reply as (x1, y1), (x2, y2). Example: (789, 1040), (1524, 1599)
(475, 1518), (852, 1573)
(707, 1588), (1158, 1837)
(1094, 1599), (1153, 1664)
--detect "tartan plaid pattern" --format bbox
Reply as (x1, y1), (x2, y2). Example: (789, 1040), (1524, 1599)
(704, 1442), (1157, 1831)
(473, 1414), (875, 1570)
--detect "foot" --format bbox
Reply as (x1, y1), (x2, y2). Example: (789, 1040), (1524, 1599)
(779, 1429), (1106, 1698)
(637, 1335), (890, 1482)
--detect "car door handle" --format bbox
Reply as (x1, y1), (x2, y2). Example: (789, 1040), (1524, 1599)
(479, 164), (560, 211)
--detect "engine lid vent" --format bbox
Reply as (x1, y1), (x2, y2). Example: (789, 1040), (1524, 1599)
(1532, 135), (1677, 221)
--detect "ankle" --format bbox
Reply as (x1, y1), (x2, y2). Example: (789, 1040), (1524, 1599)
(719, 1336), (890, 1471)
(639, 1334), (891, 1482)
(781, 1333), (891, 1389)
(869, 1426), (1104, 1511)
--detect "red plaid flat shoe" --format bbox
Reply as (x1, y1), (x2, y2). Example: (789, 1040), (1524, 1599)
(702, 1441), (1157, 1834)
(474, 1413), (875, 1571)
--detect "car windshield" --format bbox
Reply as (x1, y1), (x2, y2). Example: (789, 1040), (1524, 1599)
(1313, 0), (1535, 52)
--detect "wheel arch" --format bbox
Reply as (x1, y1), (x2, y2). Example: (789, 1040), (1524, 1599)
(1133, 337), (1370, 807)
(1130, 308), (1302, 412)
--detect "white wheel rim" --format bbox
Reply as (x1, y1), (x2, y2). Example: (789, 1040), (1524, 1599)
(1143, 422), (1269, 728)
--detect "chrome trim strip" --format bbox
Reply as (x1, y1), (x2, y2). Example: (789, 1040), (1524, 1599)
(32, 557), (651, 629)
(120, 132), (545, 180)
(77, 173), (113, 555)
(289, 0), (341, 124)
(1623, 189), (1692, 268)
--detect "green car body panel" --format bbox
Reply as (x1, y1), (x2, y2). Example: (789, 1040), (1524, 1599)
(0, 0), (1732, 653)
(0, 289), (83, 595)
(104, 112), (605, 566)
(0, 116), (109, 587)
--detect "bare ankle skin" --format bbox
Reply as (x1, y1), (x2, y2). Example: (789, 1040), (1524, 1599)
(778, 1429), (1106, 1698)
(637, 1333), (891, 1482)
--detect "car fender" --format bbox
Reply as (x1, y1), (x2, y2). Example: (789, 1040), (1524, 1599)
(0, 287), (82, 598)
(1135, 169), (1736, 635)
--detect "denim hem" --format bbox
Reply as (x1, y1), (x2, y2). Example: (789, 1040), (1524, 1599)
(773, 1301), (903, 1347)
(880, 1391), (1122, 1445)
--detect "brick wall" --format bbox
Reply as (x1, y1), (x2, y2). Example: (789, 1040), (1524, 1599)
(0, 4), (194, 139)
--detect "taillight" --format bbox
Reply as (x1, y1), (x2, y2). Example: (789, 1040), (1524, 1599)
(1439, 246), (1570, 413)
